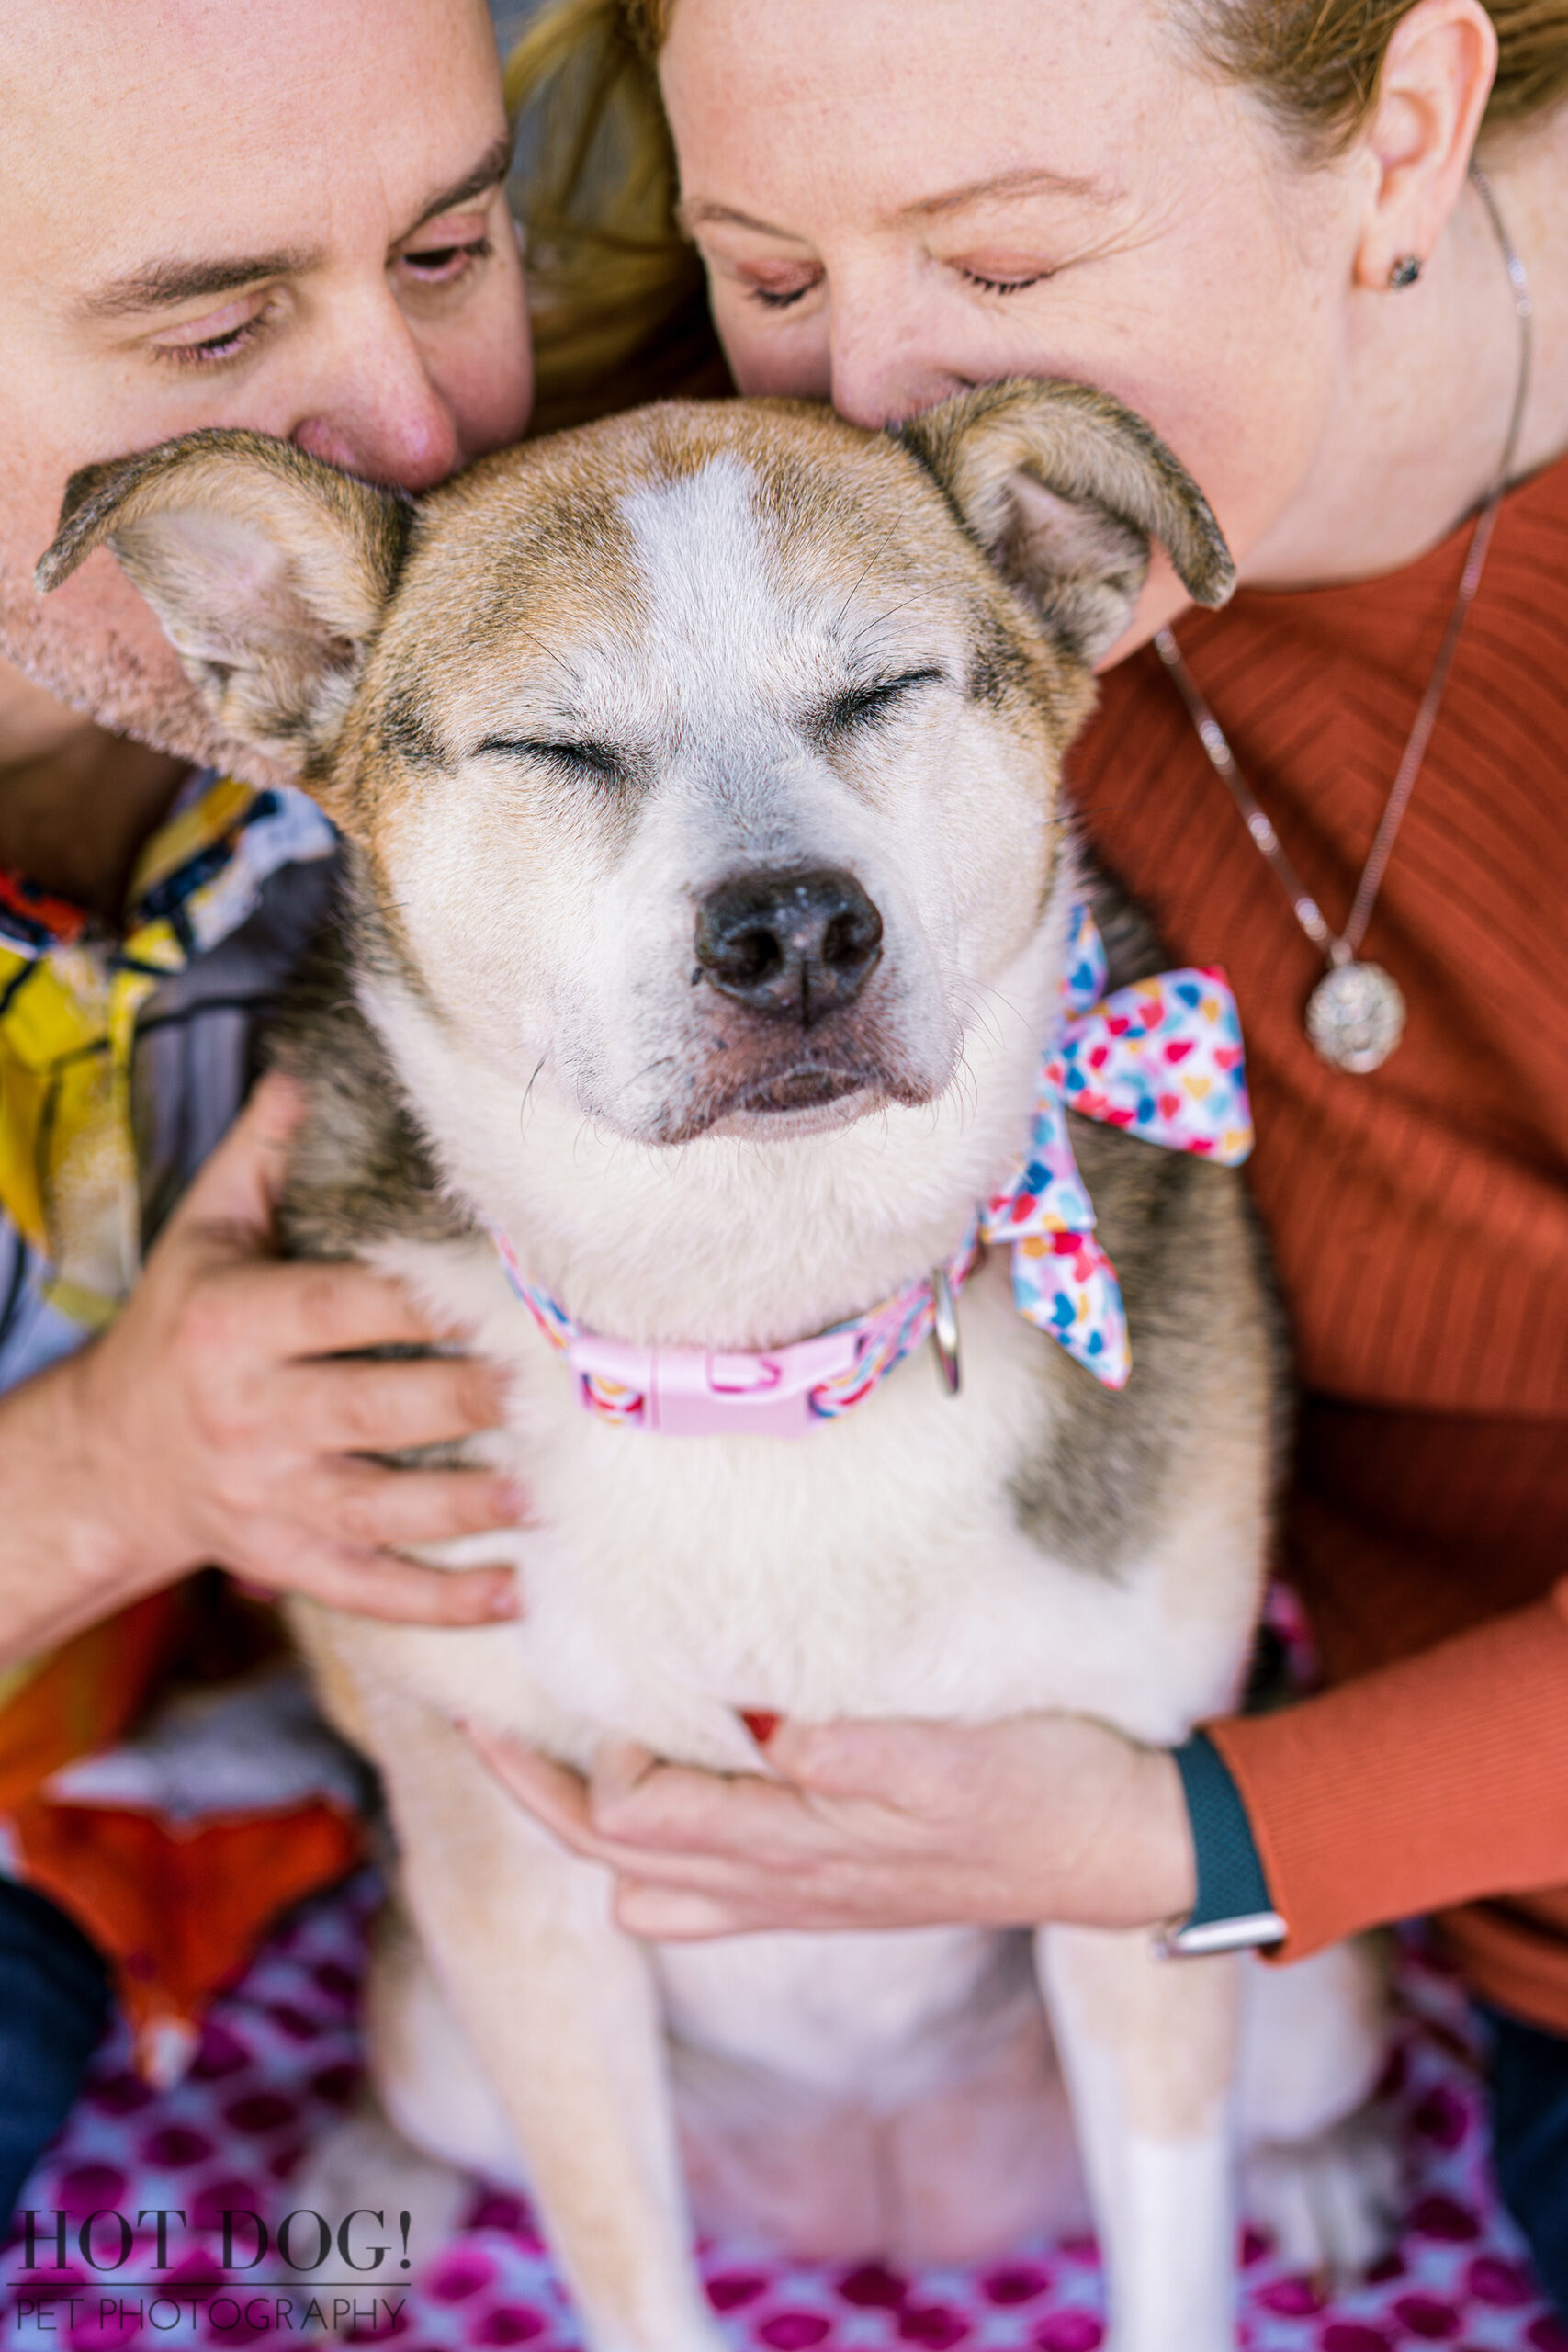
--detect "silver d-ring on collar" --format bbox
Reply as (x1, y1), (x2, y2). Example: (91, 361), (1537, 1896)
(930, 1264), (962, 1395)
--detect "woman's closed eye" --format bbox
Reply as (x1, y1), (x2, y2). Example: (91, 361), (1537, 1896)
(735, 261), (825, 312)
(949, 253), (1056, 297)
(958, 266), (1050, 295)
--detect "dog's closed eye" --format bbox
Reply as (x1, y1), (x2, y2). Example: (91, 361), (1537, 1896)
(815, 667), (944, 746)
(475, 735), (626, 786)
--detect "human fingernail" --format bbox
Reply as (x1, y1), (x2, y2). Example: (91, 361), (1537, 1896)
(485, 1574), (521, 1619)
(739, 1710), (780, 1746)
(499, 1480), (535, 1524)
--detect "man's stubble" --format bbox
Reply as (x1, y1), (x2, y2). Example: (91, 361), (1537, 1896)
(0, 537), (284, 785)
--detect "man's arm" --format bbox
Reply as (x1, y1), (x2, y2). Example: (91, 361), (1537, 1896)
(0, 1073), (526, 1670)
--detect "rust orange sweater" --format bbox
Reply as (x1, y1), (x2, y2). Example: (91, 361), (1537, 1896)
(1070, 451), (1568, 2030)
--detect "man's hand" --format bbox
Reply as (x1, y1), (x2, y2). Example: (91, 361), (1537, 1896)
(467, 1710), (1197, 1940)
(0, 1072), (526, 1666)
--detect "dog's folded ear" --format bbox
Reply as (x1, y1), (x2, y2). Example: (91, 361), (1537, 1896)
(36, 428), (413, 770)
(897, 379), (1235, 665)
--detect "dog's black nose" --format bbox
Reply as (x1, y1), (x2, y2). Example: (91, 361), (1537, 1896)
(695, 867), (883, 1025)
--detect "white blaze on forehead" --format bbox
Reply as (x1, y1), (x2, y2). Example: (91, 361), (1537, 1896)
(619, 455), (790, 704)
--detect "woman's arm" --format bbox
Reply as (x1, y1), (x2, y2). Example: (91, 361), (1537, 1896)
(466, 1710), (1198, 1941)
(1208, 1589), (1568, 1959)
(468, 1595), (1568, 1949)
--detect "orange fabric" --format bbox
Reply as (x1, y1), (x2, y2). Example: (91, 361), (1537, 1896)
(1278, 1404), (1568, 1675)
(0, 1592), (180, 1812)
(1, 1581), (362, 2063)
(1070, 449), (1568, 2028)
(1221, 1405), (1568, 2007)
(13, 1792), (361, 2068)
(1206, 1594), (1568, 1966)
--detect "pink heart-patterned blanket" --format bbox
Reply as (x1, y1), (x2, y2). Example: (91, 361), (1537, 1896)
(4, 1873), (1562, 2352)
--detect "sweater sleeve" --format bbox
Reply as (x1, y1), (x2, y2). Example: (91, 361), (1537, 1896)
(1203, 1581), (1568, 1962)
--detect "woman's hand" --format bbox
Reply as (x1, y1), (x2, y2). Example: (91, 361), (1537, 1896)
(0, 1071), (528, 1668)
(468, 1711), (1197, 1940)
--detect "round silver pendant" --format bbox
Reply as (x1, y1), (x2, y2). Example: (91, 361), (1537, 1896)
(1305, 960), (1407, 1074)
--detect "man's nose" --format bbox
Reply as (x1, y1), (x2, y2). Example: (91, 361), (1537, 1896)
(291, 302), (460, 492)
(695, 867), (884, 1026)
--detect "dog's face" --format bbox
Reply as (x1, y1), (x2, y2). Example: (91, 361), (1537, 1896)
(39, 388), (1231, 1148)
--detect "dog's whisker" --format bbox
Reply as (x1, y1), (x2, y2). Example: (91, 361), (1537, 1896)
(828, 521), (904, 640)
(515, 1057), (548, 1145)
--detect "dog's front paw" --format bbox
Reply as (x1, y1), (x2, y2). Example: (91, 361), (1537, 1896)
(1242, 2099), (1402, 2282)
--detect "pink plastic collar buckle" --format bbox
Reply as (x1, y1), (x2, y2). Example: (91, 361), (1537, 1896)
(569, 1328), (863, 1437)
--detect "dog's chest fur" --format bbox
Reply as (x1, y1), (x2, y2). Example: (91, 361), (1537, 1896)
(339, 1240), (1238, 1763)
(281, 872), (1277, 1782)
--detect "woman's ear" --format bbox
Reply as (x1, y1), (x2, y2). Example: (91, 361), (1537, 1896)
(37, 429), (412, 776)
(1352, 0), (1498, 291)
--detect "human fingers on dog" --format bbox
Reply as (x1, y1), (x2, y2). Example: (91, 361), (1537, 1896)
(157, 1069), (306, 1256)
(467, 1732), (743, 1877)
(589, 1738), (670, 1816)
(468, 1730), (1007, 1938)
(474, 1737), (592, 1831)
(276, 1351), (511, 1454)
(470, 1726), (880, 1878)
(235, 1530), (521, 1623)
(610, 1842), (960, 1939)
(467, 1734), (653, 1866)
(303, 1459), (534, 1550)
(161, 1079), (466, 1354)
(586, 1743), (872, 1863)
(480, 1713), (1201, 1936)
(198, 1253), (460, 1361)
(158, 1089), (473, 1359)
(765, 1716), (963, 1806)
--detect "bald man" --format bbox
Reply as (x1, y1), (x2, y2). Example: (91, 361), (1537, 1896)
(0, 0), (537, 2211)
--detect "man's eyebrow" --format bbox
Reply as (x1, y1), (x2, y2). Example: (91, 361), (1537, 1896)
(680, 167), (1112, 242)
(77, 249), (320, 321)
(405, 131), (515, 236)
(74, 133), (515, 323)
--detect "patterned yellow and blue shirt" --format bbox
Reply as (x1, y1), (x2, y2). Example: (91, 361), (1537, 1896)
(0, 772), (337, 1396)
(0, 774), (356, 2079)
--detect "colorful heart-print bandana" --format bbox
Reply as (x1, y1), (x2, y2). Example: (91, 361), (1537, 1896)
(493, 902), (1253, 1432)
(977, 899), (1253, 1386)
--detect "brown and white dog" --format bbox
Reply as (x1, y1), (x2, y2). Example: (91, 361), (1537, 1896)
(42, 385), (1390, 2352)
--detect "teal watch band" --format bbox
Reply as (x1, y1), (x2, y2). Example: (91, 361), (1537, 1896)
(1157, 1730), (1285, 1959)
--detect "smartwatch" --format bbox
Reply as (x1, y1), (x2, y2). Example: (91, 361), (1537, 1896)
(1156, 1730), (1286, 1959)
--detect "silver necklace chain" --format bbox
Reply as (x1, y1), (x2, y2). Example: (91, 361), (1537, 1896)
(1154, 162), (1533, 1074)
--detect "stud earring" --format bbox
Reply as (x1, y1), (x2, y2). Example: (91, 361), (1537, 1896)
(1388, 254), (1423, 289)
